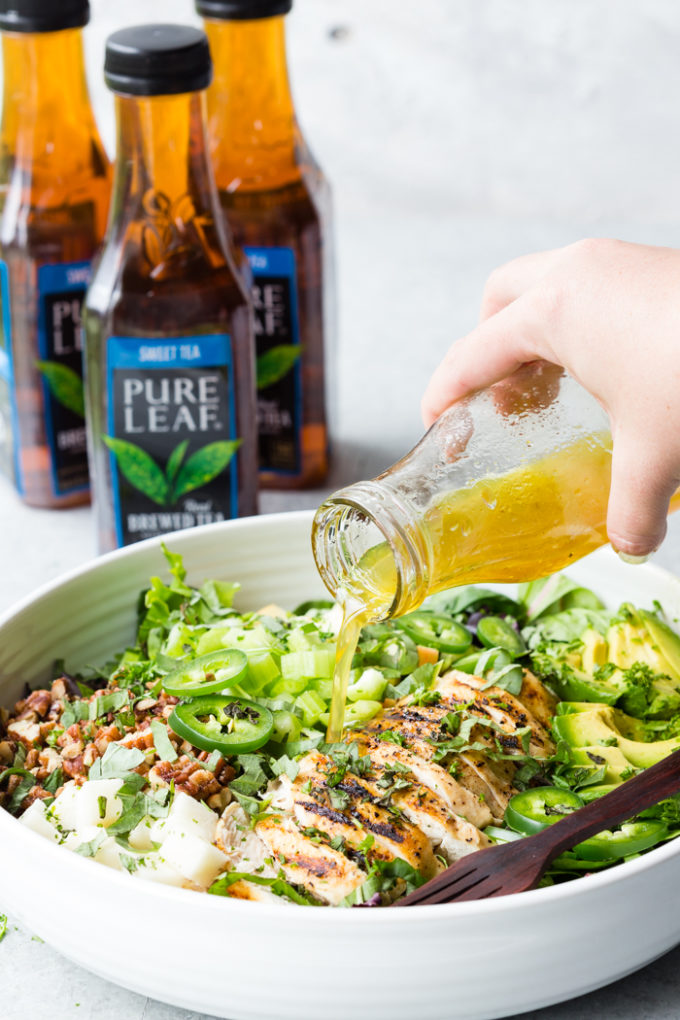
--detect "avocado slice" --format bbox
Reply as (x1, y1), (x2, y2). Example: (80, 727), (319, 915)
(581, 628), (608, 674)
(638, 609), (680, 682)
(554, 703), (680, 776)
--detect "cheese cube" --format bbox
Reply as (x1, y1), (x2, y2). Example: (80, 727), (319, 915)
(75, 778), (124, 829)
(133, 852), (186, 887)
(159, 832), (228, 889)
(153, 792), (218, 845)
(50, 781), (79, 831)
(20, 800), (60, 843)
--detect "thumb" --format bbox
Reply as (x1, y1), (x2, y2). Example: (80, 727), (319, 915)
(607, 428), (678, 558)
(421, 293), (548, 427)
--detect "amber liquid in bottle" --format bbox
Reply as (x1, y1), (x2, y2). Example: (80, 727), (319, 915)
(204, 14), (331, 489)
(0, 27), (110, 506)
(84, 79), (258, 552)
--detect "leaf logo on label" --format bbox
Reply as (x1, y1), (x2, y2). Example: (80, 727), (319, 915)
(36, 360), (85, 418)
(103, 435), (241, 507)
(256, 344), (302, 391)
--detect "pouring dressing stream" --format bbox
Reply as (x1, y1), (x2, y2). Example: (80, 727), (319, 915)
(313, 364), (680, 743)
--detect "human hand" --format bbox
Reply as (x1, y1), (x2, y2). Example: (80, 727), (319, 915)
(422, 239), (680, 557)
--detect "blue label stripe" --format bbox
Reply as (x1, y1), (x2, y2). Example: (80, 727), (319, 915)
(0, 259), (23, 493)
(106, 334), (238, 548)
(37, 260), (91, 498)
(244, 245), (302, 476)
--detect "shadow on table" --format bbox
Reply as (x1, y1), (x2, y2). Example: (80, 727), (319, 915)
(511, 941), (680, 1018)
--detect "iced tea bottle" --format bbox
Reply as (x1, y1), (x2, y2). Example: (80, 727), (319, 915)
(0, 0), (110, 507)
(199, 0), (333, 489)
(83, 24), (258, 552)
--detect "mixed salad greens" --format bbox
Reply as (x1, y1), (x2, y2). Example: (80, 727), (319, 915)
(6, 547), (680, 898)
(112, 552), (680, 881)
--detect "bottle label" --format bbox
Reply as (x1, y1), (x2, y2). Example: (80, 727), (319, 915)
(0, 258), (20, 490)
(244, 246), (302, 475)
(105, 335), (240, 547)
(36, 261), (91, 496)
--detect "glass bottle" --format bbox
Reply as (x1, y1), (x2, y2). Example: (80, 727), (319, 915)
(0, 0), (110, 507)
(83, 24), (258, 552)
(199, 0), (333, 489)
(313, 363), (679, 624)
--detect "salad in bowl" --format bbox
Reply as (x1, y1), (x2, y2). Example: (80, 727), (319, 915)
(3, 545), (680, 907)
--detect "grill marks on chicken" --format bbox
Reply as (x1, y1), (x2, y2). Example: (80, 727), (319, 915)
(218, 668), (558, 904)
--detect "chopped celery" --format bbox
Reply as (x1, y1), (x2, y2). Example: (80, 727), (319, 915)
(271, 709), (303, 744)
(287, 627), (325, 653)
(281, 649), (335, 680)
(347, 667), (388, 703)
(267, 675), (309, 698)
(196, 624), (275, 657)
(297, 689), (327, 727)
(309, 678), (333, 701)
(320, 699), (383, 729)
(246, 652), (281, 692)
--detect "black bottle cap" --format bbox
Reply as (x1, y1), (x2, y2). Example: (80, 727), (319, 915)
(104, 24), (212, 97)
(196, 0), (292, 20)
(0, 0), (89, 32)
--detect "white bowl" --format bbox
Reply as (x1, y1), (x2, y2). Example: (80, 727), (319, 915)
(2, 511), (680, 1020)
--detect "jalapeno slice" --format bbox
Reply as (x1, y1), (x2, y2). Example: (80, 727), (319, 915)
(505, 787), (585, 835)
(573, 820), (668, 862)
(162, 650), (249, 698)
(476, 615), (526, 657)
(169, 695), (273, 754)
(394, 611), (472, 654)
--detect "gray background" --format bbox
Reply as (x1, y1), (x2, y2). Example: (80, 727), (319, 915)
(4, 0), (680, 1016)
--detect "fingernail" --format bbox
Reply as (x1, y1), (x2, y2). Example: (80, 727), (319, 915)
(616, 551), (649, 565)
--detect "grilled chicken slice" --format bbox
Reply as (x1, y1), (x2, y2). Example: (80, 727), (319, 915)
(518, 669), (558, 731)
(365, 703), (456, 752)
(269, 772), (397, 867)
(433, 671), (555, 758)
(456, 752), (517, 823)
(454, 669), (557, 735)
(339, 760), (490, 862)
(362, 707), (517, 818)
(291, 751), (438, 878)
(225, 879), (287, 904)
(255, 814), (366, 905)
(350, 734), (492, 829)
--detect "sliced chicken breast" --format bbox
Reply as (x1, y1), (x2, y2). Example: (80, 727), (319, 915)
(255, 815), (366, 905)
(350, 734), (492, 828)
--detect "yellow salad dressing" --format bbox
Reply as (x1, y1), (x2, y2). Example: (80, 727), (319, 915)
(325, 433), (680, 741)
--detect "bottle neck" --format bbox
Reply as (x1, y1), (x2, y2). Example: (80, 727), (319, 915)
(1, 28), (98, 175)
(109, 90), (226, 272)
(312, 481), (433, 622)
(203, 15), (300, 192)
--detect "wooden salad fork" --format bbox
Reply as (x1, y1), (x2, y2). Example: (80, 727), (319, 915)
(395, 747), (680, 906)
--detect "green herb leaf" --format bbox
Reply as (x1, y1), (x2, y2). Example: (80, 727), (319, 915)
(229, 754), (269, 798)
(89, 689), (130, 722)
(8, 774), (36, 813)
(256, 345), (301, 390)
(74, 832), (107, 858)
(172, 440), (241, 501)
(102, 436), (170, 506)
(88, 744), (145, 781)
(36, 360), (85, 417)
(60, 699), (90, 729)
(0, 914), (6, 942)
(150, 719), (178, 763)
(43, 768), (64, 795)
(209, 870), (319, 906)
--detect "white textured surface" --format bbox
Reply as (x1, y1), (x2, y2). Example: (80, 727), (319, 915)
(3, 0), (680, 1017)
